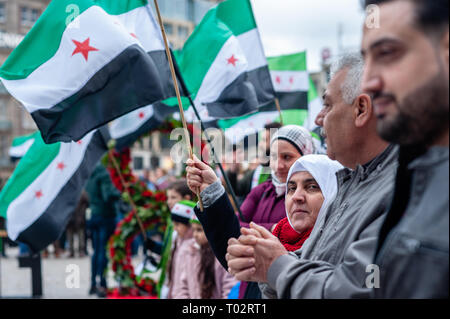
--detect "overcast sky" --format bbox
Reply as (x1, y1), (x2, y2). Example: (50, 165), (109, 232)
(249, 0), (367, 72)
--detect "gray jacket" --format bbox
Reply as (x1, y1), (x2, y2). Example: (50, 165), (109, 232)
(261, 145), (399, 299)
(373, 146), (449, 298)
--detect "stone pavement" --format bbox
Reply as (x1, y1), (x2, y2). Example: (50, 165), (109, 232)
(0, 246), (124, 299)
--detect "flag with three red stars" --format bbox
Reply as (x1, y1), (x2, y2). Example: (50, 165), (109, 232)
(0, 0), (184, 144)
(0, 127), (110, 252)
(109, 103), (162, 151)
(160, 0), (275, 123)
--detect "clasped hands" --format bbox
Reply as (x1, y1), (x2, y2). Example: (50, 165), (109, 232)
(226, 222), (289, 283)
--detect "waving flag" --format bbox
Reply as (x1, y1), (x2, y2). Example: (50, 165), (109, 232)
(165, 0), (275, 123)
(0, 0), (182, 144)
(109, 104), (162, 151)
(9, 131), (40, 161)
(218, 52), (323, 143)
(0, 128), (110, 252)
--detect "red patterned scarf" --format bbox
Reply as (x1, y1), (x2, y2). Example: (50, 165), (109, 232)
(272, 217), (312, 252)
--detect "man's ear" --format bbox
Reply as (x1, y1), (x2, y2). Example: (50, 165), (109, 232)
(353, 94), (373, 128)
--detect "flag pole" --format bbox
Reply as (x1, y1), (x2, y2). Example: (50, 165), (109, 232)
(152, 0), (204, 211)
(274, 97), (284, 126)
(169, 50), (247, 223)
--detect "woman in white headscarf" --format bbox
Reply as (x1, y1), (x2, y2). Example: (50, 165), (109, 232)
(272, 155), (343, 252)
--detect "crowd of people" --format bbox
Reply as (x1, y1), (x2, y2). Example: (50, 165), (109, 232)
(0, 0), (448, 300)
(185, 0), (448, 299)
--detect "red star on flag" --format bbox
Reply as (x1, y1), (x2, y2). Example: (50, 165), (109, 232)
(77, 140), (83, 145)
(289, 76), (294, 84)
(227, 55), (239, 67)
(57, 162), (66, 171)
(72, 38), (99, 61)
(130, 33), (138, 39)
(35, 190), (43, 199)
(275, 76), (282, 84)
(138, 112), (145, 119)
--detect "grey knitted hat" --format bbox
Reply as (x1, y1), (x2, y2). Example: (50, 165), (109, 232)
(270, 125), (315, 156)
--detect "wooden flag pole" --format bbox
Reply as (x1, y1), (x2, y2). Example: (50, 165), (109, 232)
(153, 0), (204, 211)
(274, 97), (284, 126)
(170, 50), (248, 223)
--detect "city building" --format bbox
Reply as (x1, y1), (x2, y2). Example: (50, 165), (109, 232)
(0, 0), (221, 187)
(0, 0), (51, 186)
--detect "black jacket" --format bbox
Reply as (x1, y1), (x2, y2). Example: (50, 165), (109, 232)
(194, 192), (261, 299)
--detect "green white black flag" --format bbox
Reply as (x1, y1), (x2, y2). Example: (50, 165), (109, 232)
(0, 0), (180, 144)
(0, 128), (110, 252)
(167, 0), (275, 123)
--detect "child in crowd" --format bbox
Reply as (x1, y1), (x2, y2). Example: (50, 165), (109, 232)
(164, 180), (195, 299)
(172, 213), (237, 299)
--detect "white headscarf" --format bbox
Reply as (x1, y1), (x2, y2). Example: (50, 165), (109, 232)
(285, 155), (343, 233)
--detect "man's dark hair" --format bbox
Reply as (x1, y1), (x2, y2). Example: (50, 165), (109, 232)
(364, 0), (448, 36)
(264, 122), (282, 130)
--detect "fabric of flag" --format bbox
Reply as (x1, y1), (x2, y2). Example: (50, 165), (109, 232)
(217, 52), (324, 144)
(9, 131), (40, 161)
(268, 51), (309, 111)
(0, 0), (182, 144)
(161, 0), (275, 123)
(109, 104), (162, 151)
(0, 127), (110, 252)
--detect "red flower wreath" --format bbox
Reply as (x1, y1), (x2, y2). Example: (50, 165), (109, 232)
(105, 147), (170, 297)
(103, 118), (208, 298)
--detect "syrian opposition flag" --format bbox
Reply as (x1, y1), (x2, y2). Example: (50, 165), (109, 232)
(109, 104), (162, 151)
(9, 131), (40, 161)
(268, 51), (309, 111)
(0, 0), (182, 144)
(217, 52), (323, 143)
(162, 0), (275, 123)
(0, 127), (110, 252)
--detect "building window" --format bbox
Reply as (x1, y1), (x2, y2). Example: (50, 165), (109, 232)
(20, 7), (40, 27)
(0, 3), (6, 23)
(158, 0), (189, 21)
(31, 9), (39, 23)
(178, 25), (189, 40)
(163, 22), (173, 35)
(20, 7), (28, 26)
(0, 135), (9, 167)
(0, 98), (12, 132)
(0, 98), (7, 121)
(133, 156), (144, 170)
